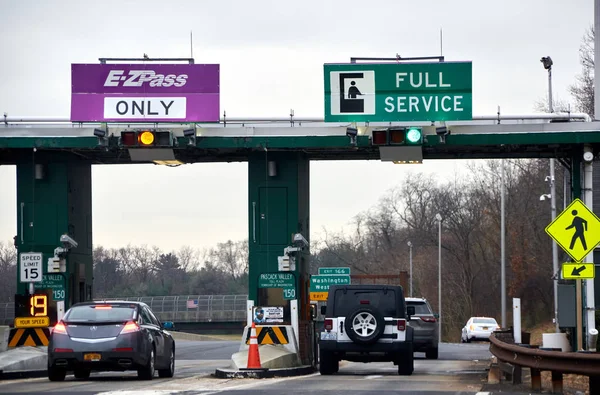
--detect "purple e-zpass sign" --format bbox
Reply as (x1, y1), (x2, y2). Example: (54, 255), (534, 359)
(70, 63), (220, 122)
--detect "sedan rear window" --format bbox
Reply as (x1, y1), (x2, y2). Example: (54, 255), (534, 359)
(473, 318), (497, 324)
(406, 302), (431, 315)
(65, 305), (137, 322)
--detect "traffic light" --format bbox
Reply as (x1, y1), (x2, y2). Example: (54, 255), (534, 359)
(119, 130), (174, 147)
(371, 127), (423, 146)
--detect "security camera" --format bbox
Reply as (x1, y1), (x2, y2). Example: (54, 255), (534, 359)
(292, 233), (309, 248)
(540, 194), (551, 201)
(435, 126), (450, 144)
(60, 234), (78, 249)
(540, 56), (553, 70)
(183, 128), (195, 137)
(346, 127), (358, 146)
(93, 128), (106, 138)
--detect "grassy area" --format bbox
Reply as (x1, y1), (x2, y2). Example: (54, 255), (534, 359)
(526, 320), (556, 346)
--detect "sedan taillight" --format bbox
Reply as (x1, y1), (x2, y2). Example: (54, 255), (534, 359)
(53, 321), (67, 335)
(324, 319), (333, 331)
(120, 321), (140, 334)
(397, 319), (406, 331)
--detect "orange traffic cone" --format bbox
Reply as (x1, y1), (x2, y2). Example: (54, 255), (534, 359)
(246, 321), (262, 369)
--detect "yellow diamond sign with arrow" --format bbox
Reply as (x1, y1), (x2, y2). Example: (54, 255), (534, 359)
(545, 198), (600, 262)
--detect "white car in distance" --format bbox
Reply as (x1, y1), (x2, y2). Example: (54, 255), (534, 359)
(461, 317), (500, 343)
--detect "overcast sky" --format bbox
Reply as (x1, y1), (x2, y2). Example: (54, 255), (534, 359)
(0, 0), (593, 253)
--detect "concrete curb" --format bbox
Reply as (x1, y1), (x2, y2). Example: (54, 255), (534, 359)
(0, 369), (47, 380)
(214, 365), (315, 379)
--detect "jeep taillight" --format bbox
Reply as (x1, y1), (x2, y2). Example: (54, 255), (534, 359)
(324, 319), (333, 331)
(397, 319), (406, 331)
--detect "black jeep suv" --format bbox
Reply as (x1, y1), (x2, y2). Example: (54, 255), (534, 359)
(318, 284), (415, 375)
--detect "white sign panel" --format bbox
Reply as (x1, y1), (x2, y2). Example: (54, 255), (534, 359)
(253, 306), (284, 324)
(20, 252), (43, 282)
(103, 97), (187, 119)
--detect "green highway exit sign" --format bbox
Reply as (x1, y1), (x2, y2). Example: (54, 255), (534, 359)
(324, 61), (472, 122)
(310, 274), (351, 292)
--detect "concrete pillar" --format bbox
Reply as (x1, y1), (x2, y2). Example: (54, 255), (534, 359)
(247, 151), (311, 364)
(15, 151), (93, 323)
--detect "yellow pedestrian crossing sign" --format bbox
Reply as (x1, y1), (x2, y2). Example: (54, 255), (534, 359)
(545, 198), (600, 262)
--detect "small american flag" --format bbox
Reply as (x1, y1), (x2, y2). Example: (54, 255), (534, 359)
(187, 299), (198, 309)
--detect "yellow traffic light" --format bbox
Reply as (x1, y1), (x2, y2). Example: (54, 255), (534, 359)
(139, 131), (155, 145)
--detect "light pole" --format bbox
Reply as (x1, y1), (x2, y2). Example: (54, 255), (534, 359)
(541, 55), (560, 334)
(436, 213), (442, 343)
(481, 163), (507, 329)
(500, 159), (506, 329)
(407, 241), (413, 297)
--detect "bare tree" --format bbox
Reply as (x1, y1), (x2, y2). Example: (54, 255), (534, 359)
(0, 241), (17, 301)
(569, 25), (595, 117)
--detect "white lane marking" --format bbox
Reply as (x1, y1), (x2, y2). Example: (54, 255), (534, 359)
(202, 372), (320, 395)
(365, 375), (383, 379)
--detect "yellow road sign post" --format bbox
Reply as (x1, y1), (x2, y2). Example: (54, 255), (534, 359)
(562, 262), (595, 279)
(545, 198), (600, 262)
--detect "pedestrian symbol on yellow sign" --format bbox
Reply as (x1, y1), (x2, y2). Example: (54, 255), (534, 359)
(545, 198), (600, 263)
(566, 210), (588, 250)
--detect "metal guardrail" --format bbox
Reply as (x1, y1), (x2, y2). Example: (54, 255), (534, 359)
(489, 332), (600, 393)
(0, 294), (249, 325)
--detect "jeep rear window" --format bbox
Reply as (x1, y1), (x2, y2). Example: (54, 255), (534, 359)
(332, 289), (401, 317)
(406, 301), (431, 315)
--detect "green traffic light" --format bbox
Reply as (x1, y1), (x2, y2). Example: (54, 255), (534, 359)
(406, 127), (422, 144)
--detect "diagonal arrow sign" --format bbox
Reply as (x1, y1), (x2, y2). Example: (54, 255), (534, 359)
(571, 265), (586, 276)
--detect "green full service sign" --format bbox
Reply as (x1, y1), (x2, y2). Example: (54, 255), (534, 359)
(324, 61), (472, 122)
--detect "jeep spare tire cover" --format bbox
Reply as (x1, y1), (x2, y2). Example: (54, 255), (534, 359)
(344, 306), (385, 344)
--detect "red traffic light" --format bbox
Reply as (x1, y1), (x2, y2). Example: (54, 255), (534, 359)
(372, 130), (388, 145)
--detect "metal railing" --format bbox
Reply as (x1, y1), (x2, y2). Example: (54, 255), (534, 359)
(489, 332), (600, 393)
(0, 294), (249, 325)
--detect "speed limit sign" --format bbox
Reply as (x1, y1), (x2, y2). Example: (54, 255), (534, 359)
(20, 252), (43, 282)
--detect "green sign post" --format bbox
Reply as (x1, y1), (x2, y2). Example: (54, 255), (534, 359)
(310, 274), (351, 292)
(324, 61), (472, 122)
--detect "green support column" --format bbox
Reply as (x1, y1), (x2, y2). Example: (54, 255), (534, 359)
(247, 151), (312, 363)
(15, 151), (93, 325)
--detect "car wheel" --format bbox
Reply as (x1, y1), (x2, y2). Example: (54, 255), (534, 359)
(158, 347), (175, 378)
(48, 366), (66, 381)
(397, 343), (414, 376)
(344, 306), (385, 345)
(425, 347), (438, 359)
(138, 347), (155, 380)
(74, 368), (91, 379)
(319, 351), (338, 375)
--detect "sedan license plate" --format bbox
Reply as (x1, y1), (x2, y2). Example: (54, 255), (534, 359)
(320, 331), (337, 341)
(483, 326), (488, 330)
(84, 353), (101, 362)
